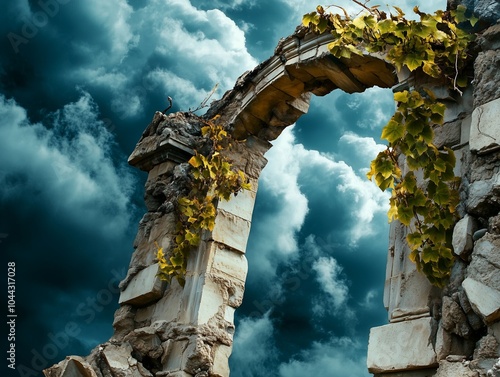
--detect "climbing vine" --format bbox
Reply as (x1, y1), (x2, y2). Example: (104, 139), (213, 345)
(303, 4), (476, 286)
(157, 117), (251, 286)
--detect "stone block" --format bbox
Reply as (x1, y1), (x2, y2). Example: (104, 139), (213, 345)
(452, 215), (477, 260)
(196, 277), (224, 325)
(119, 264), (165, 307)
(467, 234), (500, 291)
(367, 317), (437, 373)
(434, 119), (461, 148)
(211, 210), (251, 253)
(470, 97), (500, 154)
(466, 172), (500, 217)
(102, 343), (135, 373)
(441, 296), (472, 338)
(389, 270), (432, 322)
(211, 245), (248, 282)
(463, 278), (500, 324)
(151, 283), (183, 323)
(212, 344), (232, 377)
(474, 50), (500, 108)
(216, 189), (257, 222)
(434, 360), (477, 377)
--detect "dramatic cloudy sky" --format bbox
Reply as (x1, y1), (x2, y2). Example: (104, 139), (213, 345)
(0, 1), (445, 376)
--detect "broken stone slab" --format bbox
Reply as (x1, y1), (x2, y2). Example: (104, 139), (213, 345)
(43, 356), (98, 377)
(470, 97), (500, 154)
(367, 317), (437, 373)
(119, 264), (166, 307)
(462, 277), (500, 324)
(102, 343), (152, 377)
(434, 360), (478, 377)
(124, 327), (163, 359)
(452, 215), (477, 260)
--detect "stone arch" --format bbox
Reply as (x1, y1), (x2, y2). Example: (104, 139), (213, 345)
(44, 9), (500, 377)
(205, 27), (397, 142)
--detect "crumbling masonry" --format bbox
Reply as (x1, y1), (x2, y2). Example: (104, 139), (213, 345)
(44, 1), (500, 376)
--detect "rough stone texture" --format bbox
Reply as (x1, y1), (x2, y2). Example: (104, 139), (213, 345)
(442, 296), (473, 338)
(367, 317), (437, 373)
(466, 172), (500, 217)
(434, 360), (478, 377)
(452, 215), (478, 260)
(467, 234), (500, 292)
(119, 264), (166, 306)
(470, 97), (500, 154)
(463, 278), (500, 324)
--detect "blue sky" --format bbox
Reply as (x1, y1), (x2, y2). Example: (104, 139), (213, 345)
(0, 1), (445, 376)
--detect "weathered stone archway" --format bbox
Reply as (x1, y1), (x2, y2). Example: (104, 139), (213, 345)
(45, 2), (500, 376)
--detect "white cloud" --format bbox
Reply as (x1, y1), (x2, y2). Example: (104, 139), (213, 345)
(278, 337), (370, 377)
(0, 93), (135, 238)
(231, 313), (278, 377)
(246, 127), (309, 279)
(313, 256), (349, 310)
(289, 130), (390, 245)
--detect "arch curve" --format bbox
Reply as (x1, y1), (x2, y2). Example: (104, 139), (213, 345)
(206, 27), (398, 141)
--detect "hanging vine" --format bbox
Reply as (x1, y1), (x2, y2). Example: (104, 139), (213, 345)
(303, 4), (476, 287)
(156, 117), (251, 286)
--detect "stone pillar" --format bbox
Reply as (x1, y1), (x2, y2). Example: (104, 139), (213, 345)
(367, 1), (500, 375)
(115, 112), (270, 377)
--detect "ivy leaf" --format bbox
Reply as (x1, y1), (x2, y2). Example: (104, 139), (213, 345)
(434, 158), (447, 172)
(378, 19), (395, 34)
(434, 181), (451, 205)
(375, 174), (394, 191)
(401, 172), (417, 193)
(394, 91), (409, 103)
(404, 53), (425, 71)
(397, 205), (414, 226)
(422, 61), (441, 78)
(406, 118), (424, 136)
(420, 125), (434, 143)
(381, 119), (405, 143)
(303, 12), (320, 27)
(189, 155), (203, 168)
(407, 231), (422, 248)
(388, 201), (398, 222)
(409, 189), (427, 207)
(421, 247), (440, 263)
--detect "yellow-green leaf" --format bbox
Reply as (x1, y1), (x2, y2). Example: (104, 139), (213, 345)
(381, 119), (405, 143)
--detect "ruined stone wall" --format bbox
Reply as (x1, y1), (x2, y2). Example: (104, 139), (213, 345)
(44, 1), (499, 377)
(367, 1), (500, 375)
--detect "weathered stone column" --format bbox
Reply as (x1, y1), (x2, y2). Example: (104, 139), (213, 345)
(367, 1), (500, 376)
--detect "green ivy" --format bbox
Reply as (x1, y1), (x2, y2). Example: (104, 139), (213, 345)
(157, 117), (251, 287)
(303, 4), (476, 287)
